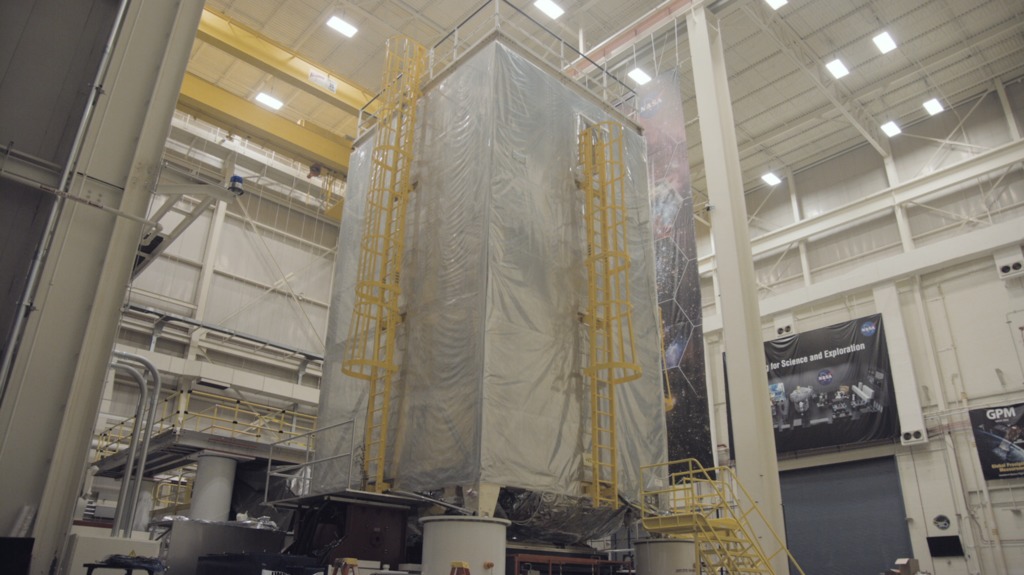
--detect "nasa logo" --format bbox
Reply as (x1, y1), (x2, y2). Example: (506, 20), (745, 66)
(638, 95), (663, 117)
(817, 369), (833, 385)
(860, 321), (877, 336)
(988, 407), (1017, 420)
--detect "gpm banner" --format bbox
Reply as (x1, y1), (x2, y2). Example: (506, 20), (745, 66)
(765, 314), (899, 453)
(969, 402), (1024, 480)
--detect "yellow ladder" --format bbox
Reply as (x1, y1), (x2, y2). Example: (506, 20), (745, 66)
(578, 122), (642, 509)
(640, 459), (806, 575)
(342, 37), (426, 493)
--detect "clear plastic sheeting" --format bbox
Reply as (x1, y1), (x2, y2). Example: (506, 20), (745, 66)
(312, 137), (374, 494)
(314, 40), (666, 530)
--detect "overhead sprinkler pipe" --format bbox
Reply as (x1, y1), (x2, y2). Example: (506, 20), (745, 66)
(112, 351), (162, 536)
(108, 363), (148, 537)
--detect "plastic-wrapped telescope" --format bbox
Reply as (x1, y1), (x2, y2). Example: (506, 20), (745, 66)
(313, 36), (667, 543)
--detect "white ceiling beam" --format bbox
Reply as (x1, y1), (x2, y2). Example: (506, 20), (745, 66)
(740, 1), (891, 158)
(698, 137), (1024, 273)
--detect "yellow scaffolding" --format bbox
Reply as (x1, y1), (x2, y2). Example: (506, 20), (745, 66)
(341, 37), (426, 493)
(640, 459), (806, 575)
(578, 122), (642, 509)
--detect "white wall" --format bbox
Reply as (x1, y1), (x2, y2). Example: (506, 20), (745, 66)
(701, 79), (1024, 574)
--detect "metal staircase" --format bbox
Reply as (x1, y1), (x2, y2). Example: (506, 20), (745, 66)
(341, 37), (426, 493)
(578, 121), (642, 509)
(640, 459), (805, 575)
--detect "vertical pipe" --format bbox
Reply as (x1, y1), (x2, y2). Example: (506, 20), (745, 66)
(108, 363), (148, 537)
(112, 351), (162, 536)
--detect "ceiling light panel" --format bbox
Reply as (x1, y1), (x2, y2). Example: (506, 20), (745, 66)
(765, 0), (788, 9)
(628, 68), (652, 85)
(327, 15), (358, 37)
(255, 92), (283, 110)
(880, 121), (901, 137)
(873, 32), (897, 54)
(534, 0), (564, 19)
(923, 98), (944, 115)
(826, 59), (849, 79)
(762, 172), (782, 186)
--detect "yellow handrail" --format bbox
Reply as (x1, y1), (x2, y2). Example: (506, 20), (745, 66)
(640, 458), (806, 575)
(341, 36), (427, 493)
(152, 466), (194, 513)
(95, 388), (317, 463)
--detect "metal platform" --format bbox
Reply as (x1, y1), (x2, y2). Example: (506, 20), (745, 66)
(94, 428), (310, 478)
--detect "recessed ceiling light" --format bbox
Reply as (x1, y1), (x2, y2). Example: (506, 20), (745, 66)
(765, 0), (788, 9)
(255, 92), (283, 110)
(762, 172), (782, 186)
(534, 0), (564, 19)
(873, 31), (897, 54)
(880, 121), (901, 137)
(327, 15), (358, 38)
(923, 98), (944, 115)
(628, 68), (652, 85)
(826, 59), (849, 79)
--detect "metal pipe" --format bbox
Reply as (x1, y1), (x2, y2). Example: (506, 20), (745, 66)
(127, 304), (323, 361)
(0, 0), (134, 403)
(108, 363), (148, 537)
(112, 351), (162, 536)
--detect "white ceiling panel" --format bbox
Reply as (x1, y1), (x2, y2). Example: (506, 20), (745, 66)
(179, 0), (1024, 198)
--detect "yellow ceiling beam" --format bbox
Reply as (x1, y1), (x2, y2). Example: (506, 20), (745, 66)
(196, 9), (375, 118)
(177, 73), (350, 174)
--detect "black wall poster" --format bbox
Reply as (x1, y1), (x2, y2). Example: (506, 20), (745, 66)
(765, 314), (899, 453)
(969, 402), (1024, 480)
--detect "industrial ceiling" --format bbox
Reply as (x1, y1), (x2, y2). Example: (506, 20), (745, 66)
(183, 0), (1024, 208)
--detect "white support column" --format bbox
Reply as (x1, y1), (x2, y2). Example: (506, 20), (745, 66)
(188, 201), (228, 359)
(686, 4), (786, 568)
(883, 155), (900, 188)
(189, 454), (237, 522)
(895, 204), (915, 252)
(0, 1), (205, 572)
(995, 79), (1021, 141)
(798, 242), (812, 287)
(872, 283), (928, 445)
(785, 167), (813, 287)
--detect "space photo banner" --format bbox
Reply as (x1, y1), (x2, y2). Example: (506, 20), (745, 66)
(635, 69), (713, 469)
(765, 314), (899, 453)
(969, 403), (1024, 480)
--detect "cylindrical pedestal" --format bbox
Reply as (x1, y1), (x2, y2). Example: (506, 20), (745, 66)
(190, 454), (237, 521)
(421, 516), (510, 575)
(634, 539), (697, 575)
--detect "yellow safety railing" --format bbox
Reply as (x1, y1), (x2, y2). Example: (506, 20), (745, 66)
(95, 389), (317, 462)
(321, 169), (345, 221)
(640, 459), (806, 575)
(152, 466), (195, 514)
(342, 36), (427, 493)
(578, 121), (642, 509)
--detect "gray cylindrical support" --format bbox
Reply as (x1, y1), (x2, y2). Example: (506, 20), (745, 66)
(190, 454), (237, 521)
(634, 539), (697, 575)
(420, 516), (509, 575)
